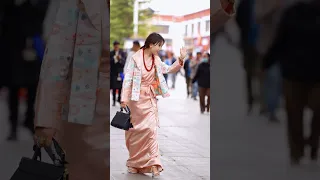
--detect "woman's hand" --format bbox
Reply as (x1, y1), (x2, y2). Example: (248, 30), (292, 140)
(179, 47), (187, 65)
(180, 47), (187, 60)
(120, 102), (127, 108)
(34, 127), (56, 147)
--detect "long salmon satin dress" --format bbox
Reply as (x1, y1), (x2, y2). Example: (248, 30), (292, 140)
(125, 60), (163, 173)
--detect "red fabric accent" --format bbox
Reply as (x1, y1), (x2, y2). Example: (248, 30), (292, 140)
(224, 3), (234, 14)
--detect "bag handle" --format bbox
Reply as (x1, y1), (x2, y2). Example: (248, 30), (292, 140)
(32, 138), (68, 166)
(33, 138), (69, 179)
(120, 105), (130, 114)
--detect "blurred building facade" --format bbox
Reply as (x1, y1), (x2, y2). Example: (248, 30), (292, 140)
(151, 8), (210, 55)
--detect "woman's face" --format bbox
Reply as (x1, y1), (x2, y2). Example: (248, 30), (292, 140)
(150, 42), (163, 55)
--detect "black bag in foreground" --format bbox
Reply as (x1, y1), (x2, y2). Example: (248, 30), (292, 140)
(10, 138), (69, 180)
(111, 105), (133, 130)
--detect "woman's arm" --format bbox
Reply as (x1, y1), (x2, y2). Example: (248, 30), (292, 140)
(159, 57), (183, 74)
(121, 57), (135, 103)
(211, 0), (236, 33)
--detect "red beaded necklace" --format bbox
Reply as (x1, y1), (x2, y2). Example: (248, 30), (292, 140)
(142, 49), (155, 72)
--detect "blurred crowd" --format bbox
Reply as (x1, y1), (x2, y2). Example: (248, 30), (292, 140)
(110, 40), (210, 114)
(0, 0), (49, 140)
(233, 0), (320, 165)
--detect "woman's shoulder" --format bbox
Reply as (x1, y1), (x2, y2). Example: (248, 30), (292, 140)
(130, 50), (141, 62)
(154, 55), (162, 62)
(131, 50), (141, 58)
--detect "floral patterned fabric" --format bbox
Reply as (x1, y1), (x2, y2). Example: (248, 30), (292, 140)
(121, 49), (182, 102)
(35, 0), (109, 129)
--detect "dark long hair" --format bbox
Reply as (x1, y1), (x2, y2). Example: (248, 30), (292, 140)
(140, 32), (165, 49)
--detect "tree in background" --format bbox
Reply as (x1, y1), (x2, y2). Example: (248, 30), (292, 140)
(110, 0), (156, 48)
(137, 7), (157, 38)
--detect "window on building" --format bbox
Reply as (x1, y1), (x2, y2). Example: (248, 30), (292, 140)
(184, 39), (193, 46)
(198, 22), (201, 33)
(191, 24), (194, 35)
(154, 25), (169, 34)
(205, 20), (210, 32)
(165, 39), (172, 45)
(185, 25), (188, 36)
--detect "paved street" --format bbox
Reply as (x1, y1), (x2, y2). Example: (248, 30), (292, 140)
(0, 93), (38, 179)
(110, 74), (210, 180)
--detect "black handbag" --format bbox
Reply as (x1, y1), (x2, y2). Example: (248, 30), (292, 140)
(111, 105), (133, 130)
(10, 138), (69, 180)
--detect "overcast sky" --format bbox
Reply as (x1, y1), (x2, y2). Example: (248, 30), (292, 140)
(147, 0), (210, 16)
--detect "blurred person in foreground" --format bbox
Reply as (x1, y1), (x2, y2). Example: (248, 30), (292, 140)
(120, 32), (186, 177)
(255, 0), (285, 121)
(110, 41), (126, 106)
(236, 0), (260, 114)
(192, 52), (210, 114)
(262, 0), (320, 165)
(0, 0), (49, 140)
(184, 52), (193, 97)
(33, 0), (109, 179)
(124, 40), (140, 71)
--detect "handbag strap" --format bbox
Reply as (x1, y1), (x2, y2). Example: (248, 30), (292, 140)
(32, 144), (42, 161)
(32, 138), (68, 166)
(120, 105), (130, 114)
(33, 138), (69, 179)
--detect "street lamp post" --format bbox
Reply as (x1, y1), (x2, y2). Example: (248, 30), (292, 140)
(133, 0), (148, 38)
(133, 0), (139, 38)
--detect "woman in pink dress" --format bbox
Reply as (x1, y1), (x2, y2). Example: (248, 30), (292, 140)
(120, 33), (187, 177)
(34, 0), (109, 179)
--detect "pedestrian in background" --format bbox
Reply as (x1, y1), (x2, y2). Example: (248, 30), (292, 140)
(165, 52), (177, 89)
(262, 0), (320, 165)
(190, 52), (202, 100)
(0, 0), (49, 140)
(124, 40), (140, 72)
(184, 52), (193, 98)
(110, 41), (126, 106)
(192, 52), (210, 113)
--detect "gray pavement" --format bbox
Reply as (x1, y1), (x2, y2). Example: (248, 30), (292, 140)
(110, 74), (210, 180)
(0, 93), (37, 179)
